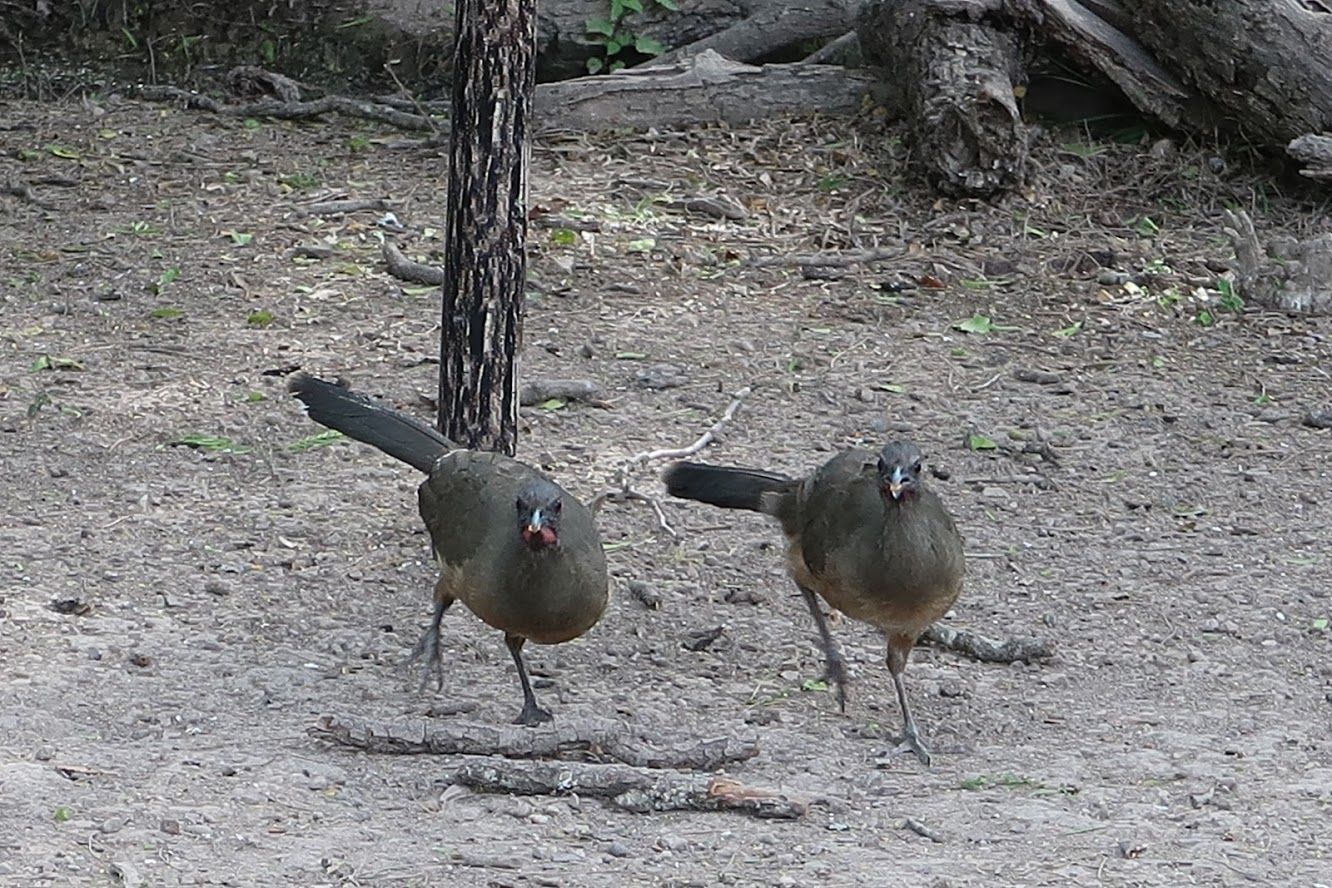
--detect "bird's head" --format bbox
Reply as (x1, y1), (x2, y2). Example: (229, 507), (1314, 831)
(516, 480), (564, 550)
(876, 441), (925, 502)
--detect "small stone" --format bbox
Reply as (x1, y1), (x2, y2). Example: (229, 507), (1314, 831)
(606, 841), (630, 858)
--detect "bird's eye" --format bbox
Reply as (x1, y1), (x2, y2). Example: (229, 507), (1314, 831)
(550, 499), (563, 514)
(912, 460), (922, 474)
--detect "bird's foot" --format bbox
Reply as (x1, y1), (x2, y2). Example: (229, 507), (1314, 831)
(407, 628), (445, 692)
(819, 654), (850, 713)
(884, 729), (932, 766)
(515, 701), (554, 727)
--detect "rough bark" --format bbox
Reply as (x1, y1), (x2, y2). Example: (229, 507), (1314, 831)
(857, 0), (1332, 193)
(454, 760), (809, 818)
(651, 0), (857, 67)
(437, 0), (533, 455)
(310, 714), (762, 770)
(858, 0), (1027, 195)
(1118, 0), (1332, 142)
(538, 50), (874, 133)
(1223, 209), (1332, 315)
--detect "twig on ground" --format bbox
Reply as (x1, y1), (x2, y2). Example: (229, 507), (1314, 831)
(131, 85), (439, 132)
(303, 198), (401, 216)
(382, 242), (446, 286)
(903, 816), (946, 843)
(454, 760), (808, 819)
(746, 247), (904, 268)
(920, 625), (1054, 663)
(310, 714), (760, 771)
(588, 386), (751, 536)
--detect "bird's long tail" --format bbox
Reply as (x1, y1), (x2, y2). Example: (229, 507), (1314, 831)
(661, 461), (797, 515)
(288, 373), (454, 474)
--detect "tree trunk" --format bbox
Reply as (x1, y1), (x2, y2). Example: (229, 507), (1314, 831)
(437, 0), (535, 456)
(858, 0), (1332, 194)
(1117, 0), (1332, 142)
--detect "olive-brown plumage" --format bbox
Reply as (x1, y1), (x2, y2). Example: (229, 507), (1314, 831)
(289, 373), (608, 725)
(663, 441), (964, 763)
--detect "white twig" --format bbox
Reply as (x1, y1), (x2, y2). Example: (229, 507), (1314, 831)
(589, 387), (751, 536)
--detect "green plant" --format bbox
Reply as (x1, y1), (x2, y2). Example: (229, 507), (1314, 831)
(1217, 277), (1244, 313)
(585, 0), (675, 74)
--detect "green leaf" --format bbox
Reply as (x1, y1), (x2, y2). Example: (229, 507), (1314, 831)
(1151, 356), (1166, 368)
(227, 231), (254, 245)
(1131, 216), (1160, 237)
(635, 35), (665, 55)
(53, 806), (72, 822)
(150, 307), (184, 319)
(247, 309), (275, 327)
(626, 237), (656, 252)
(1053, 321), (1082, 337)
(1196, 310), (1215, 327)
(800, 679), (829, 692)
(953, 314), (995, 334)
(966, 433), (998, 451)
(47, 145), (80, 159)
(621, 0), (644, 11)
(605, 38), (623, 55)
(875, 383), (906, 393)
(586, 56), (605, 74)
(586, 16), (615, 37)
(1312, 618), (1329, 631)
(174, 434), (251, 454)
(31, 355), (84, 371)
(242, 391), (266, 402)
(615, 351), (648, 360)
(538, 398), (566, 411)
(288, 430), (345, 452)
(549, 227), (577, 245)
(654, 0), (679, 9)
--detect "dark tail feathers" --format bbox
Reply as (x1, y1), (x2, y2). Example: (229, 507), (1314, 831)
(661, 461), (796, 515)
(288, 373), (455, 474)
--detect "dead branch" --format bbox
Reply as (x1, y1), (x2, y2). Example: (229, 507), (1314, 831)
(920, 625), (1054, 663)
(803, 31), (861, 66)
(130, 85), (440, 132)
(303, 198), (401, 216)
(382, 242), (446, 286)
(588, 386), (751, 535)
(454, 760), (808, 819)
(519, 379), (606, 407)
(652, 0), (855, 68)
(746, 246), (905, 268)
(310, 714), (760, 771)
(1223, 207), (1332, 315)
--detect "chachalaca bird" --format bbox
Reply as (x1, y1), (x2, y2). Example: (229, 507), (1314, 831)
(288, 373), (609, 726)
(662, 441), (964, 763)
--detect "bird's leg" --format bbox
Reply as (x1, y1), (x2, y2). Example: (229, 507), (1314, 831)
(798, 584), (848, 712)
(408, 584), (455, 691)
(884, 635), (931, 765)
(504, 633), (553, 726)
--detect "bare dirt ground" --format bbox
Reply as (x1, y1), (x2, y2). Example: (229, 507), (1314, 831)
(2, 93), (1331, 888)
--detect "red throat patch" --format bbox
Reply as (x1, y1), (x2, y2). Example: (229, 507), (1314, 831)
(523, 526), (559, 547)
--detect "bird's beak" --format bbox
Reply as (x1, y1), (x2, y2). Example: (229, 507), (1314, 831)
(887, 468), (908, 499)
(525, 508), (546, 534)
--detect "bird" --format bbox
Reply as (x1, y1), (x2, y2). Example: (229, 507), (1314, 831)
(288, 373), (609, 726)
(662, 441), (965, 763)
